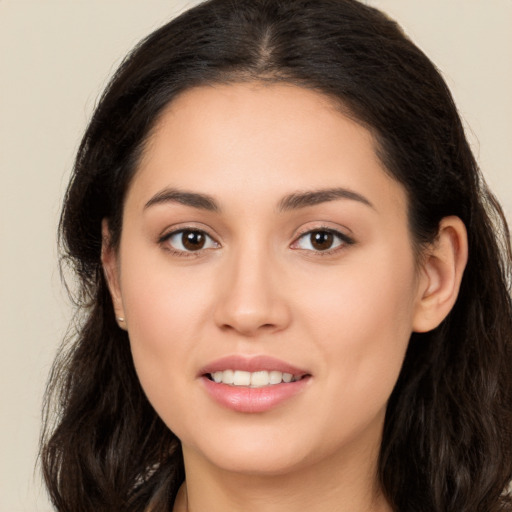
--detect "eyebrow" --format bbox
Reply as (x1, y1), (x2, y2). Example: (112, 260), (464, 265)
(144, 186), (374, 213)
(278, 188), (374, 212)
(144, 188), (220, 212)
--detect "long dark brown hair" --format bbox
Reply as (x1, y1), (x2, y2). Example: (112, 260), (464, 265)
(41, 0), (512, 510)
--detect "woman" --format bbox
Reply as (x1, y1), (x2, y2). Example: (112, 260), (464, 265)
(41, 0), (512, 510)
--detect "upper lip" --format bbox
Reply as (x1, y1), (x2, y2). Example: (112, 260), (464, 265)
(199, 355), (310, 377)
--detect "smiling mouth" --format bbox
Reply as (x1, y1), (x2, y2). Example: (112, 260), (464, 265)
(206, 370), (307, 388)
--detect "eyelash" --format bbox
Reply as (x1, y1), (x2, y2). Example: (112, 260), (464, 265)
(159, 228), (219, 258)
(291, 227), (355, 256)
(158, 227), (354, 257)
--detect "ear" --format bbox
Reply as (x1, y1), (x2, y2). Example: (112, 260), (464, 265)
(101, 219), (127, 329)
(412, 216), (468, 333)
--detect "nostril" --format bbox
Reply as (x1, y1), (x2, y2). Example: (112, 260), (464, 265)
(213, 287), (292, 335)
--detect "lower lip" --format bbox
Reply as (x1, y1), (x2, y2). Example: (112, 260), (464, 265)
(201, 376), (310, 413)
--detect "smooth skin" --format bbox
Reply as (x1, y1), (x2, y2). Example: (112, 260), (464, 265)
(102, 83), (467, 512)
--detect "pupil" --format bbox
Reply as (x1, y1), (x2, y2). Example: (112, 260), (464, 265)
(183, 231), (205, 250)
(311, 231), (333, 250)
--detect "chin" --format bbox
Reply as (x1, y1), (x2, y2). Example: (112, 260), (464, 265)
(181, 423), (316, 476)
(204, 445), (311, 477)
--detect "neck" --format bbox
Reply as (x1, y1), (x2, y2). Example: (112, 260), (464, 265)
(173, 436), (391, 512)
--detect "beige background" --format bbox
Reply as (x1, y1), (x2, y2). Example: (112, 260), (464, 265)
(1, 1), (510, 510)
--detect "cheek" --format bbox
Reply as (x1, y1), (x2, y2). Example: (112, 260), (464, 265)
(296, 245), (417, 409)
(308, 239), (417, 341)
(117, 251), (215, 415)
(120, 247), (213, 345)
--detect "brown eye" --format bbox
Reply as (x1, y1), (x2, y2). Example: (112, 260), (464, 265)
(310, 231), (334, 251)
(182, 230), (206, 250)
(164, 229), (218, 253)
(293, 229), (352, 253)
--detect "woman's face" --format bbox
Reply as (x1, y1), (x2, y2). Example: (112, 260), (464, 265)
(107, 83), (428, 476)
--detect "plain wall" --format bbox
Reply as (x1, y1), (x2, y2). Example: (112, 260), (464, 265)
(1, 1), (510, 510)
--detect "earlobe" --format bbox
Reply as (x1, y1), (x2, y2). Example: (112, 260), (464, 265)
(101, 219), (127, 329)
(412, 216), (468, 333)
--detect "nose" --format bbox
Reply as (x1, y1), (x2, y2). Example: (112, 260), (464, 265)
(213, 245), (291, 337)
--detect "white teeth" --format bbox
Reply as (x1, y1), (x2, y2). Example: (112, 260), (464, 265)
(233, 370), (251, 386)
(209, 369), (300, 387)
(269, 370), (282, 384)
(221, 369), (234, 384)
(250, 371), (269, 387)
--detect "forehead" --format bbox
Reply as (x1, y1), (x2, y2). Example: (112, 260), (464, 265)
(128, 83), (406, 215)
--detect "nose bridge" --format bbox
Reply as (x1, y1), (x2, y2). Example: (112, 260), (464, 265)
(214, 237), (289, 335)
